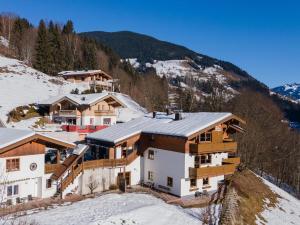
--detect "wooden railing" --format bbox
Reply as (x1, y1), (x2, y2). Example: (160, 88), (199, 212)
(222, 157), (240, 165)
(189, 164), (236, 179)
(59, 110), (77, 116)
(61, 164), (83, 192)
(189, 142), (237, 154)
(94, 110), (115, 116)
(82, 151), (139, 170)
(83, 158), (127, 170)
(45, 164), (59, 174)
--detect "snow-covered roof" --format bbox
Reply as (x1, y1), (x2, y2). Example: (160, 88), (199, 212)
(58, 70), (112, 79)
(87, 112), (236, 144)
(0, 128), (76, 150)
(0, 128), (35, 149)
(73, 144), (89, 155)
(40, 92), (125, 107)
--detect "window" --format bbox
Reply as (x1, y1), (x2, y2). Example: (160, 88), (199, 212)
(203, 178), (209, 186)
(103, 118), (111, 125)
(148, 171), (154, 181)
(6, 158), (20, 172)
(200, 132), (211, 142)
(46, 179), (52, 189)
(190, 179), (197, 188)
(90, 118), (94, 125)
(200, 154), (212, 164)
(167, 177), (173, 187)
(7, 185), (18, 196)
(148, 150), (154, 160)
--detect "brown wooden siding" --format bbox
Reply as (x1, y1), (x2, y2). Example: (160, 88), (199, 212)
(0, 141), (45, 157)
(189, 164), (236, 179)
(189, 142), (237, 154)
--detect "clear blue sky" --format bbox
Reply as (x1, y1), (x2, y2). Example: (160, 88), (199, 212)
(1, 0), (299, 87)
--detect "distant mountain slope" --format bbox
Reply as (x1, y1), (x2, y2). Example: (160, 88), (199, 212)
(80, 31), (256, 82)
(272, 83), (300, 101)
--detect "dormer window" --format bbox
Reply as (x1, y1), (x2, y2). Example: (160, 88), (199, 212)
(200, 132), (211, 142)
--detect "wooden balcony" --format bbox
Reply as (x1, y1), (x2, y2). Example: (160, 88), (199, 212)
(58, 110), (77, 117)
(222, 157), (240, 165)
(189, 164), (236, 179)
(83, 158), (127, 170)
(45, 164), (59, 174)
(94, 110), (115, 116)
(189, 141), (237, 154)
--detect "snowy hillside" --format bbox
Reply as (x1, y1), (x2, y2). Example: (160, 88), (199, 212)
(12, 193), (202, 225)
(0, 55), (89, 123)
(0, 55), (146, 127)
(272, 83), (300, 102)
(257, 177), (300, 225)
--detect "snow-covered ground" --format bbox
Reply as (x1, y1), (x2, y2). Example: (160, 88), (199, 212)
(257, 177), (300, 225)
(0, 55), (89, 123)
(13, 193), (203, 225)
(0, 36), (9, 47)
(0, 55), (146, 129)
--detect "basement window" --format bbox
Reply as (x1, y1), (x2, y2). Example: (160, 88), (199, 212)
(167, 177), (173, 187)
(200, 132), (211, 142)
(148, 150), (154, 160)
(46, 179), (52, 189)
(148, 171), (154, 181)
(203, 178), (209, 186)
(190, 179), (197, 188)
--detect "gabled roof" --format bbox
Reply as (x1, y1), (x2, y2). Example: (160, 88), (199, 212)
(0, 128), (75, 153)
(40, 92), (126, 107)
(58, 70), (112, 79)
(87, 112), (245, 144)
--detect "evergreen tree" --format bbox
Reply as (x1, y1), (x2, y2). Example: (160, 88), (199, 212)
(48, 21), (65, 75)
(34, 20), (50, 74)
(80, 38), (98, 69)
(62, 20), (74, 35)
(10, 17), (31, 59)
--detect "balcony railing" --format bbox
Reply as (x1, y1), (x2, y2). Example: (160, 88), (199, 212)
(222, 157), (240, 165)
(45, 164), (59, 174)
(189, 142), (237, 154)
(94, 110), (115, 116)
(83, 158), (127, 170)
(58, 110), (77, 117)
(189, 164), (236, 179)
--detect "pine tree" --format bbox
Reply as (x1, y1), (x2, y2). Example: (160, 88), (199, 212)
(10, 17), (31, 59)
(62, 20), (74, 35)
(34, 20), (50, 74)
(48, 21), (65, 75)
(80, 38), (98, 69)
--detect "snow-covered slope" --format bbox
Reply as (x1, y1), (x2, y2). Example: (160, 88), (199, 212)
(257, 177), (300, 225)
(272, 83), (300, 102)
(0, 55), (146, 128)
(0, 55), (89, 123)
(13, 193), (202, 225)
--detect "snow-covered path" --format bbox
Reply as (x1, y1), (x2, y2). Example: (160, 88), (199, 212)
(16, 193), (201, 225)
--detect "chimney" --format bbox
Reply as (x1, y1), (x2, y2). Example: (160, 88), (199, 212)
(152, 111), (157, 118)
(174, 111), (182, 121)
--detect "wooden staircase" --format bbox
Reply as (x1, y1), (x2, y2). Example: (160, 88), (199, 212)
(59, 164), (83, 193)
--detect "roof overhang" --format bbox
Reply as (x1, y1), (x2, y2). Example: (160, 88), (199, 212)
(0, 133), (75, 154)
(188, 114), (246, 140)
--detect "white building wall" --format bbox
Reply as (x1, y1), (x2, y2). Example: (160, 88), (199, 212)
(80, 167), (121, 195)
(0, 154), (45, 203)
(143, 148), (185, 196)
(125, 156), (142, 185)
(79, 115), (117, 126)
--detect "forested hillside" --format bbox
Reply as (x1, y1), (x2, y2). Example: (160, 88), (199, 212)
(0, 14), (168, 111)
